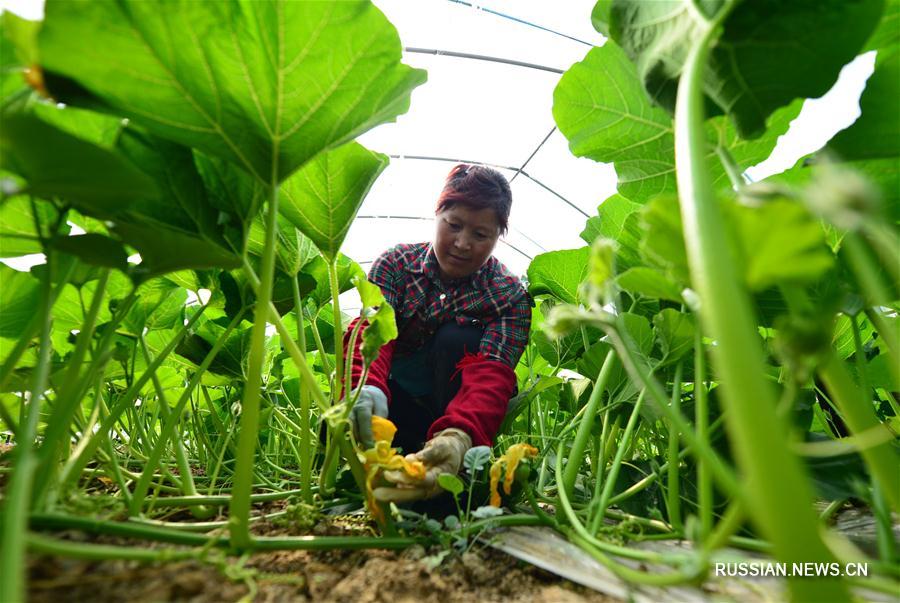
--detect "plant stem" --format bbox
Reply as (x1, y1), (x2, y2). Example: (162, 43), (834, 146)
(818, 353), (900, 511)
(595, 390), (645, 523)
(241, 260), (329, 413)
(666, 363), (683, 531)
(328, 259), (345, 403)
(230, 176), (281, 550)
(138, 334), (211, 519)
(562, 349), (616, 498)
(694, 328), (713, 541)
(0, 250), (55, 603)
(674, 9), (848, 599)
(59, 305), (207, 493)
(32, 269), (111, 509)
(292, 276), (314, 505)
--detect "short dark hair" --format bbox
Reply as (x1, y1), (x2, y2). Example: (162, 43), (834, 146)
(435, 164), (512, 235)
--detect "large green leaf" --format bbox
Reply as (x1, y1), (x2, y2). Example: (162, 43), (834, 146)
(597, 0), (884, 139)
(279, 142), (388, 262)
(0, 11), (39, 101)
(553, 44), (675, 202)
(827, 50), (899, 162)
(0, 264), (39, 338)
(39, 0), (426, 183)
(0, 197), (63, 258)
(553, 43), (800, 202)
(49, 234), (128, 271)
(527, 248), (591, 305)
(111, 130), (243, 278)
(51, 281), (113, 333)
(824, 30), (899, 209)
(0, 107), (159, 213)
(122, 278), (188, 335)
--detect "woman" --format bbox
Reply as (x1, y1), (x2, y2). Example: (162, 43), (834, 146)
(344, 164), (532, 503)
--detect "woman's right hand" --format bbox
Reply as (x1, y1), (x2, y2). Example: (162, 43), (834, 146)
(349, 385), (388, 448)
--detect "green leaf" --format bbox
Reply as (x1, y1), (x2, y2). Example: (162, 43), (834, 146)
(620, 312), (653, 357)
(0, 264), (39, 338)
(639, 195), (690, 285)
(0, 196), (62, 258)
(463, 445), (492, 474)
(603, 0), (884, 138)
(51, 281), (113, 333)
(832, 314), (875, 360)
(732, 200), (833, 291)
(0, 107), (159, 213)
(1, 11), (39, 101)
(437, 473), (464, 497)
(653, 308), (695, 365)
(864, 0), (899, 52)
(247, 213), (318, 276)
(116, 130), (226, 245)
(305, 254), (365, 310)
(553, 44), (675, 202)
(279, 142), (388, 262)
(116, 222), (241, 282)
(617, 267), (683, 302)
(31, 102), (124, 149)
(39, 0), (426, 183)
(195, 152), (265, 251)
(828, 50), (899, 162)
(580, 194), (643, 271)
(823, 37), (899, 209)
(49, 233), (128, 271)
(353, 276), (397, 367)
(553, 43), (800, 202)
(527, 248), (590, 304)
(122, 278), (188, 334)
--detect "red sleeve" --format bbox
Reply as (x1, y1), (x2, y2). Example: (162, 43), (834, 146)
(345, 317), (395, 403)
(427, 353), (516, 447)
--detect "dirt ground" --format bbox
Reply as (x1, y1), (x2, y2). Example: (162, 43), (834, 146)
(27, 518), (621, 603)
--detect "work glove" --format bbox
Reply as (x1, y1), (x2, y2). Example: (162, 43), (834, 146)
(349, 385), (389, 449)
(373, 428), (472, 503)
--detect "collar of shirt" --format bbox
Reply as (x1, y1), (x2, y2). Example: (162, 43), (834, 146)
(405, 243), (493, 290)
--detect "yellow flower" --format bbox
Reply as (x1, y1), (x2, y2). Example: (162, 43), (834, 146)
(371, 415), (397, 445)
(361, 417), (426, 521)
(489, 443), (538, 507)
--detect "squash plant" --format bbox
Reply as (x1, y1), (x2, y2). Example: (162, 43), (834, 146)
(0, 1), (423, 600)
(516, 0), (898, 600)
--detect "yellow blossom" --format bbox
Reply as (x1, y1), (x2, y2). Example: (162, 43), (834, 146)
(371, 415), (397, 445)
(489, 443), (538, 507)
(361, 417), (425, 521)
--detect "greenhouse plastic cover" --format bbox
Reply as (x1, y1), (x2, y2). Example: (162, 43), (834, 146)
(0, 0), (872, 313)
(345, 0), (612, 309)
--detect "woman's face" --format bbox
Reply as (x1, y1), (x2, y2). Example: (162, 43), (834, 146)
(433, 205), (501, 281)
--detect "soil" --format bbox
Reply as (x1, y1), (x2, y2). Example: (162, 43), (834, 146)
(27, 516), (621, 603)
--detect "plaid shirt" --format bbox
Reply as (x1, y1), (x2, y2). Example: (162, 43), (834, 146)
(368, 242), (531, 369)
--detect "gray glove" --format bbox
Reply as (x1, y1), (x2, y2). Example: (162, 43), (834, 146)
(349, 384), (388, 448)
